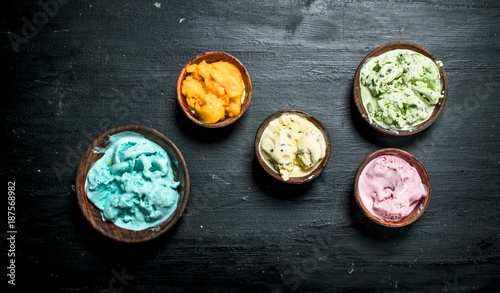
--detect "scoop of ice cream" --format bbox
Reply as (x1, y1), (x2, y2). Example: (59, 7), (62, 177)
(259, 114), (326, 181)
(259, 115), (299, 181)
(297, 126), (326, 170)
(358, 155), (427, 221)
(359, 49), (444, 131)
(181, 60), (245, 124)
(85, 131), (180, 231)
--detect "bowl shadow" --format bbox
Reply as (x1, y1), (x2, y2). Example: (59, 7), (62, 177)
(175, 101), (240, 143)
(72, 182), (182, 261)
(347, 183), (413, 241)
(251, 158), (315, 200)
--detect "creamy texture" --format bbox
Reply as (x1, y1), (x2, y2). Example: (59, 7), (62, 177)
(181, 60), (245, 124)
(360, 49), (443, 132)
(85, 131), (180, 231)
(259, 114), (326, 181)
(358, 155), (427, 221)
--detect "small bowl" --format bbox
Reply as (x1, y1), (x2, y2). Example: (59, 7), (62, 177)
(353, 148), (431, 227)
(177, 51), (252, 128)
(75, 125), (190, 243)
(254, 109), (331, 184)
(353, 41), (448, 136)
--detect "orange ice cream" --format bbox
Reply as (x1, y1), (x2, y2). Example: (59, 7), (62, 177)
(181, 60), (245, 124)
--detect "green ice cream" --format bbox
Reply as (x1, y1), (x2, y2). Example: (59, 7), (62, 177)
(359, 49), (444, 132)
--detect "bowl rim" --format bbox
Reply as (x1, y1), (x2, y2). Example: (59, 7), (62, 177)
(75, 125), (190, 243)
(353, 41), (448, 136)
(254, 109), (331, 184)
(353, 148), (431, 227)
(176, 51), (252, 128)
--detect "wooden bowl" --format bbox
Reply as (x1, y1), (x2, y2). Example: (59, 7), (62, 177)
(254, 109), (331, 184)
(353, 41), (448, 136)
(75, 125), (190, 243)
(177, 51), (252, 128)
(353, 148), (431, 227)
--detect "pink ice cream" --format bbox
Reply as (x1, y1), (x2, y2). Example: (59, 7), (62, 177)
(358, 155), (427, 221)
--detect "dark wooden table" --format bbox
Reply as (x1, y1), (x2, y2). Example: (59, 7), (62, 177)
(2, 0), (499, 292)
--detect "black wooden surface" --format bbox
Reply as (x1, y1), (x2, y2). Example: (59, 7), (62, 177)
(1, 0), (500, 292)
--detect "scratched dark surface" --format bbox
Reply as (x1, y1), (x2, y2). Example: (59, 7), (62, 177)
(1, 0), (500, 292)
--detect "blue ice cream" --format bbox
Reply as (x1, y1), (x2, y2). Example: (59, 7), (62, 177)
(85, 131), (180, 231)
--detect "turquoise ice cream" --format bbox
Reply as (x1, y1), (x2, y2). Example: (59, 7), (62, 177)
(359, 49), (444, 131)
(85, 131), (179, 231)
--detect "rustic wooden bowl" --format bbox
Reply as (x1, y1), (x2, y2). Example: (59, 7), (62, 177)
(353, 41), (448, 136)
(254, 109), (331, 184)
(177, 51), (252, 128)
(75, 125), (190, 243)
(353, 148), (431, 227)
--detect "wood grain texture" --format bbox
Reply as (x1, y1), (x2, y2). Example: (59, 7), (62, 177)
(1, 0), (499, 292)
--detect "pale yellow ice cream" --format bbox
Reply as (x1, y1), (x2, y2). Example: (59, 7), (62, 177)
(259, 113), (326, 181)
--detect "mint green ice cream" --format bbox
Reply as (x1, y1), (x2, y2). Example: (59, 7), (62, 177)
(85, 131), (179, 231)
(359, 49), (444, 132)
